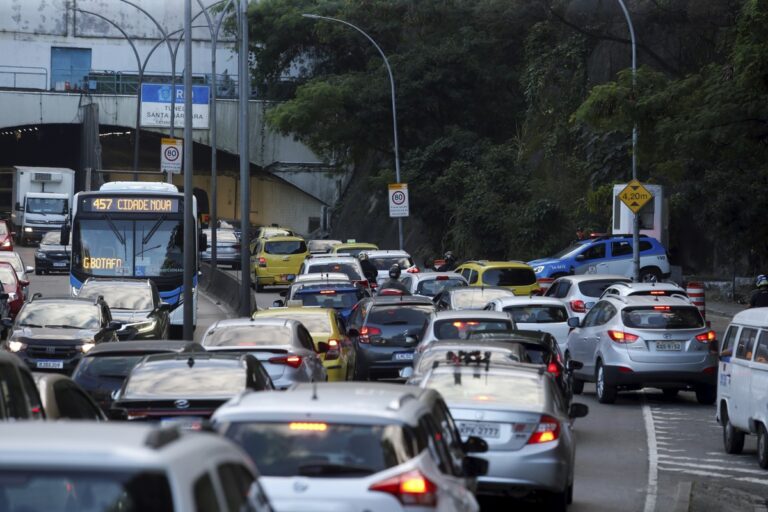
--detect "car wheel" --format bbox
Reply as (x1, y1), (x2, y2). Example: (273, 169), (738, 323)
(662, 389), (679, 399)
(543, 489), (568, 512)
(723, 415), (745, 455)
(640, 267), (662, 283)
(759, 424), (768, 469)
(596, 362), (617, 404)
(695, 385), (716, 405)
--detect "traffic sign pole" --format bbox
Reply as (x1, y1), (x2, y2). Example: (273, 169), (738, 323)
(618, 179), (653, 282)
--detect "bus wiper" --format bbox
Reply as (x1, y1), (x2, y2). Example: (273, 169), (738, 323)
(135, 244), (162, 257)
(103, 214), (125, 245)
(142, 215), (167, 246)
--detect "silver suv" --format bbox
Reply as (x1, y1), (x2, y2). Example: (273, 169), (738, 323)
(565, 295), (718, 404)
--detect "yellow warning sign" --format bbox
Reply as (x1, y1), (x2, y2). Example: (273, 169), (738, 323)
(618, 179), (653, 214)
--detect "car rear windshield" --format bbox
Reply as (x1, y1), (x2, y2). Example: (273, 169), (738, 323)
(426, 372), (544, 406)
(76, 355), (144, 379)
(482, 268), (537, 287)
(204, 325), (293, 347)
(578, 279), (631, 297)
(370, 256), (413, 271)
(451, 289), (514, 309)
(629, 290), (688, 298)
(621, 306), (704, 330)
(264, 313), (331, 334)
(433, 319), (514, 340)
(203, 229), (238, 243)
(307, 263), (363, 280)
(368, 305), (433, 326)
(0, 266), (16, 284)
(124, 360), (245, 398)
(297, 289), (363, 309)
(416, 278), (466, 297)
(0, 469), (173, 511)
(41, 231), (61, 245)
(265, 241), (306, 255)
(504, 305), (568, 323)
(224, 422), (416, 478)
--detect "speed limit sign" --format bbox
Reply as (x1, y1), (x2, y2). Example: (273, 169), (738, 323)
(161, 138), (183, 174)
(388, 183), (409, 218)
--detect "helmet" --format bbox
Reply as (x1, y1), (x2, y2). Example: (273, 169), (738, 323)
(389, 264), (401, 279)
(758, 275), (768, 288)
(358, 252), (368, 261)
(445, 251), (454, 259)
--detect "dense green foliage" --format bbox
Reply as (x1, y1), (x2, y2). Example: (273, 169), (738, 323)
(247, 0), (761, 271)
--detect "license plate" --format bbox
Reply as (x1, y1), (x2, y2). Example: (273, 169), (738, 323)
(53, 262), (67, 267)
(36, 360), (64, 370)
(655, 341), (682, 351)
(393, 352), (414, 361)
(458, 421), (500, 439)
(161, 416), (205, 428)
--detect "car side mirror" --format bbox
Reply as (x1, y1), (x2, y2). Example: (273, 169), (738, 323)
(106, 320), (122, 331)
(462, 456), (489, 478)
(569, 403), (589, 419)
(566, 359), (583, 371)
(19, 280), (29, 287)
(567, 317), (580, 328)
(24, 266), (33, 274)
(462, 435), (488, 453)
(316, 341), (329, 353)
(398, 366), (414, 379)
(347, 328), (359, 337)
(157, 302), (171, 312)
(272, 300), (284, 308)
(1, 317), (12, 328)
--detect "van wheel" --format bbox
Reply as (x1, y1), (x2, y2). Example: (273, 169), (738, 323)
(723, 416), (745, 454)
(758, 424), (768, 469)
(596, 362), (616, 404)
(695, 385), (716, 405)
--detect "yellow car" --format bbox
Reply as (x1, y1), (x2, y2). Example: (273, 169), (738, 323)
(252, 307), (354, 381)
(454, 260), (541, 296)
(251, 236), (309, 291)
(330, 242), (379, 258)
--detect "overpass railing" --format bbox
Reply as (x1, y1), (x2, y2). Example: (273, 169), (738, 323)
(0, 66), (47, 91)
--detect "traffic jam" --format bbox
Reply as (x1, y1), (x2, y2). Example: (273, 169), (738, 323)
(0, 179), (761, 511)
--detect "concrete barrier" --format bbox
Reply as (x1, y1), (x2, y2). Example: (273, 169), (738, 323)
(200, 262), (256, 316)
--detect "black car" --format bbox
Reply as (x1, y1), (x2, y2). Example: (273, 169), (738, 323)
(3, 296), (121, 374)
(347, 295), (435, 380)
(34, 231), (71, 275)
(77, 278), (171, 340)
(72, 340), (205, 413)
(432, 286), (516, 311)
(110, 352), (273, 422)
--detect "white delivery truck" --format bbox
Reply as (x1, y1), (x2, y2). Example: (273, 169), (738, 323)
(10, 166), (75, 246)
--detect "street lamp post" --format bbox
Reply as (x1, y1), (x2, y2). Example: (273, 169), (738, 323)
(616, 0), (640, 281)
(238, 0), (252, 314)
(183, 0), (195, 340)
(302, 14), (404, 250)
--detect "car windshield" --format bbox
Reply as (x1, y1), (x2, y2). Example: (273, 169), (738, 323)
(0, 254), (22, 272)
(265, 241), (306, 255)
(77, 355), (145, 379)
(0, 469), (173, 511)
(482, 268), (537, 286)
(425, 371), (544, 406)
(79, 286), (153, 310)
(26, 198), (67, 214)
(418, 347), (524, 372)
(224, 422), (415, 478)
(296, 289), (363, 309)
(504, 305), (568, 323)
(0, 223), (7, 236)
(124, 360), (245, 398)
(369, 256), (413, 270)
(368, 305), (433, 326)
(578, 279), (631, 297)
(203, 325), (292, 347)
(0, 266), (16, 283)
(17, 302), (99, 329)
(307, 263), (363, 280)
(433, 318), (514, 340)
(40, 231), (61, 245)
(549, 242), (584, 259)
(451, 289), (514, 309)
(260, 313), (331, 334)
(416, 277), (466, 297)
(621, 306), (704, 329)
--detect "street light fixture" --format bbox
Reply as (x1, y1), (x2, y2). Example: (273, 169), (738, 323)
(302, 13), (404, 250)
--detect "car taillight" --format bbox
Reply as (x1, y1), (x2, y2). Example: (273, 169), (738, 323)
(359, 326), (381, 344)
(380, 288), (404, 295)
(569, 300), (586, 313)
(369, 469), (437, 507)
(547, 362), (561, 378)
(607, 330), (639, 343)
(406, 267), (420, 273)
(325, 339), (340, 360)
(703, 366), (717, 375)
(268, 355), (303, 368)
(258, 257), (267, 267)
(527, 414), (560, 444)
(695, 330), (717, 343)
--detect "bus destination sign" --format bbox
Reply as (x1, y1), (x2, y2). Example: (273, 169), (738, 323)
(84, 197), (179, 213)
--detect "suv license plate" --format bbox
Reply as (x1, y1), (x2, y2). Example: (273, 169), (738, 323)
(458, 421), (500, 439)
(36, 360), (64, 370)
(656, 341), (682, 351)
(393, 352), (414, 361)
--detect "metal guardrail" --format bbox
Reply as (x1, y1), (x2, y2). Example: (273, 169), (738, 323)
(0, 65), (47, 90)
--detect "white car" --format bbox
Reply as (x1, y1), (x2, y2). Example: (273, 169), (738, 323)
(298, 256), (368, 285)
(600, 281), (689, 300)
(399, 271), (468, 297)
(484, 296), (572, 351)
(544, 274), (631, 320)
(363, 250), (417, 285)
(213, 382), (486, 512)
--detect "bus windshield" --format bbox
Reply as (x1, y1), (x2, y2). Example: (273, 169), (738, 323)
(73, 218), (184, 278)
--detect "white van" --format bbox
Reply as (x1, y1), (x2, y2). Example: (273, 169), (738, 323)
(716, 307), (768, 468)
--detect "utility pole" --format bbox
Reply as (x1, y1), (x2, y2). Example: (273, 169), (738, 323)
(183, 0), (195, 339)
(238, 0), (252, 314)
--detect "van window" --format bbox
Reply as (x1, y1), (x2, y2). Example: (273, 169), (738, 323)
(612, 241), (632, 257)
(721, 325), (738, 355)
(754, 331), (768, 365)
(735, 328), (758, 360)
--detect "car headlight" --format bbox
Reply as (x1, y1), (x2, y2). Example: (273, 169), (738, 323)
(134, 319), (158, 334)
(35, 251), (46, 259)
(79, 342), (95, 353)
(533, 266), (544, 274)
(8, 341), (26, 353)
(24, 227), (32, 233)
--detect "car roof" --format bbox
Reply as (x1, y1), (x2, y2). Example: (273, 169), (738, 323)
(431, 310), (513, 321)
(459, 260), (528, 267)
(293, 272), (350, 283)
(262, 235), (304, 242)
(448, 286), (514, 296)
(488, 296), (567, 308)
(136, 352), (247, 369)
(610, 295), (699, 307)
(209, 317), (297, 329)
(255, 307), (334, 318)
(26, 297), (100, 306)
(307, 256), (359, 263)
(295, 283), (359, 292)
(421, 339), (525, 353)
(731, 307), (768, 328)
(466, 330), (554, 346)
(364, 250), (411, 257)
(410, 272), (465, 282)
(370, 295), (434, 306)
(557, 274), (631, 283)
(335, 242), (378, 249)
(214, 382), (437, 425)
(84, 340), (204, 356)
(606, 282), (684, 292)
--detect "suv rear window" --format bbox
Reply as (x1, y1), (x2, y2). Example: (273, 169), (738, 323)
(504, 305), (568, 323)
(307, 263), (363, 280)
(451, 288), (514, 309)
(482, 268), (536, 286)
(621, 306), (704, 329)
(368, 305), (433, 326)
(370, 256), (413, 270)
(76, 355), (144, 379)
(433, 319), (514, 339)
(265, 241), (307, 255)
(204, 325), (292, 347)
(224, 422), (417, 477)
(578, 279), (631, 298)
(426, 372), (544, 406)
(416, 278), (466, 297)
(297, 289), (363, 308)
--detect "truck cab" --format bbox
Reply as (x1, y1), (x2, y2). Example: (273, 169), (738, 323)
(10, 167), (75, 246)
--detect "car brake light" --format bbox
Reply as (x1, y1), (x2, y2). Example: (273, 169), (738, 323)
(406, 267), (420, 273)
(452, 321), (479, 328)
(653, 306), (671, 311)
(258, 257), (267, 267)
(570, 300), (586, 313)
(547, 362), (561, 378)
(268, 355), (303, 368)
(289, 422), (327, 431)
(695, 330), (717, 343)
(527, 414), (560, 444)
(319, 290), (336, 295)
(359, 326), (381, 344)
(607, 330), (639, 343)
(369, 470), (437, 506)
(650, 291), (666, 295)
(324, 339), (341, 360)
(436, 275), (449, 281)
(380, 288), (404, 295)
(703, 366), (717, 375)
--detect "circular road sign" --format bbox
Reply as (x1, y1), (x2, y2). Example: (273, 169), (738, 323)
(392, 190), (406, 205)
(164, 145), (180, 162)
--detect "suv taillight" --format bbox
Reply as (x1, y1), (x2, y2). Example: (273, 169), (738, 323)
(258, 257), (267, 267)
(359, 326), (381, 344)
(324, 339), (341, 360)
(268, 355), (303, 368)
(569, 300), (586, 313)
(527, 414), (560, 444)
(547, 362), (561, 378)
(607, 330), (639, 343)
(695, 330), (716, 343)
(369, 469), (437, 507)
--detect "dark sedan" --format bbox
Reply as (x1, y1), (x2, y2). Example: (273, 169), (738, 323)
(34, 231), (70, 275)
(200, 228), (241, 268)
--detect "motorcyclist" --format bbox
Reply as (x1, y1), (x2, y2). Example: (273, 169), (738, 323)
(358, 252), (378, 283)
(377, 264), (412, 295)
(750, 274), (768, 308)
(436, 251), (457, 272)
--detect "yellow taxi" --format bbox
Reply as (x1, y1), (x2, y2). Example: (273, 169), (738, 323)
(251, 236), (309, 291)
(454, 260), (541, 296)
(252, 306), (353, 381)
(330, 242), (379, 258)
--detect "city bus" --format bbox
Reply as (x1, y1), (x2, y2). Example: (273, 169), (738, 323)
(63, 181), (202, 337)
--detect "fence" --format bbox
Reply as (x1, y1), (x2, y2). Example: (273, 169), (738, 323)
(0, 65), (47, 90)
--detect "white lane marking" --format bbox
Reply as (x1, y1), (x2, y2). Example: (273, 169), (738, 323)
(643, 401), (658, 512)
(659, 454), (756, 466)
(657, 448), (685, 453)
(660, 467), (768, 486)
(659, 460), (768, 476)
